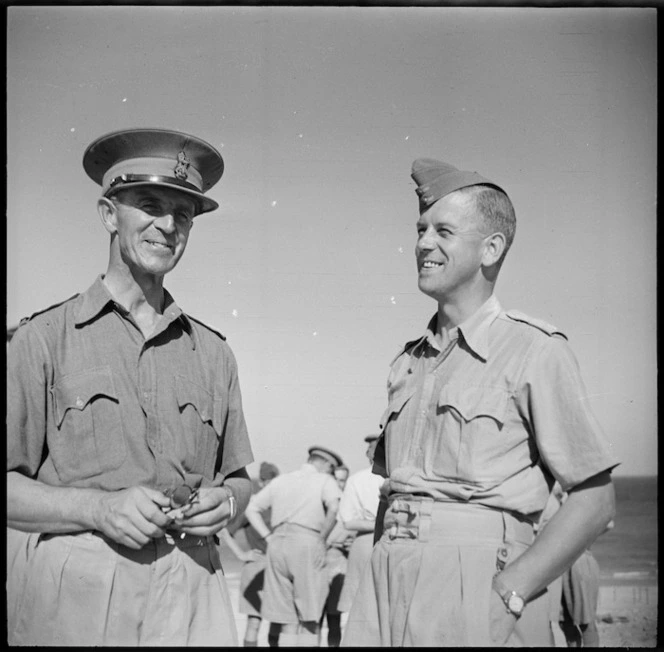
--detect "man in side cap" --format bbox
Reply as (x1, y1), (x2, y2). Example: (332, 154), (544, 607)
(6, 128), (254, 646)
(341, 159), (618, 647)
(245, 446), (344, 646)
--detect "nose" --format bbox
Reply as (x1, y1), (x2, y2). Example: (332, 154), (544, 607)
(416, 226), (436, 252)
(153, 212), (176, 233)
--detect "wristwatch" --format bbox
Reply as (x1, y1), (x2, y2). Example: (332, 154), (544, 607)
(493, 574), (526, 618)
(500, 589), (526, 618)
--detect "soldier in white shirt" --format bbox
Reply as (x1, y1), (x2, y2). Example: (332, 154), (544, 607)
(337, 435), (385, 614)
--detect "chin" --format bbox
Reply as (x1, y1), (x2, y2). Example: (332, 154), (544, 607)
(417, 280), (441, 301)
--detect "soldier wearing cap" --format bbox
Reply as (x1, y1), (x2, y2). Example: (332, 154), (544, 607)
(6, 128), (254, 646)
(245, 445), (344, 646)
(341, 159), (618, 647)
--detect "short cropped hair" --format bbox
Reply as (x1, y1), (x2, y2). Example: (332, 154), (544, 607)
(459, 184), (516, 266)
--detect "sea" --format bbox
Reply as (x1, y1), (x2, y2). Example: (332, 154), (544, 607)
(592, 475), (658, 586)
(218, 475), (658, 586)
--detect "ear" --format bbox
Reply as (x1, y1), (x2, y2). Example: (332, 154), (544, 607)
(97, 197), (118, 234)
(481, 232), (506, 268)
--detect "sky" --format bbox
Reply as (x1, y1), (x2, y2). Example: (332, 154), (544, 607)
(6, 6), (657, 478)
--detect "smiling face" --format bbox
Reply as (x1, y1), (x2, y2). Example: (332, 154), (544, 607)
(415, 190), (492, 305)
(101, 186), (197, 281)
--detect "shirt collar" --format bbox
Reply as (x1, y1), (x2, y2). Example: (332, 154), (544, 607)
(414, 295), (502, 362)
(456, 294), (502, 361)
(74, 275), (195, 348)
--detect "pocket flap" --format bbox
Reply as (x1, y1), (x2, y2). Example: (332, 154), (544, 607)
(380, 384), (417, 429)
(176, 375), (221, 433)
(52, 367), (118, 427)
(437, 385), (508, 424)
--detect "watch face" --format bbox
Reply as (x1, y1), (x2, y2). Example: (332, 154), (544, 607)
(507, 593), (525, 616)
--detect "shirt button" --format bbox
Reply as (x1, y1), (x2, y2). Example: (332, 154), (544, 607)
(143, 392), (149, 400)
(75, 397), (84, 408)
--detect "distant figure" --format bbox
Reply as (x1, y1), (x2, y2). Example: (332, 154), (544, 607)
(334, 465), (350, 492)
(560, 520), (614, 647)
(245, 446), (343, 647)
(219, 462), (281, 647)
(337, 434), (384, 615)
(321, 464), (355, 647)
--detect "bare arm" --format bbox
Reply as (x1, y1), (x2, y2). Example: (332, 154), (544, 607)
(320, 498), (340, 541)
(493, 470), (615, 602)
(218, 526), (261, 562)
(343, 518), (376, 534)
(7, 470), (173, 549)
(244, 499), (272, 540)
(221, 467), (253, 521)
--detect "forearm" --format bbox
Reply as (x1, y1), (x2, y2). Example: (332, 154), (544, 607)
(218, 527), (247, 560)
(320, 507), (339, 541)
(244, 503), (271, 539)
(223, 468), (252, 520)
(343, 517), (375, 533)
(7, 470), (103, 533)
(496, 470), (615, 602)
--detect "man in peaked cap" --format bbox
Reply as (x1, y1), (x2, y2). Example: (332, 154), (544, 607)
(7, 128), (254, 646)
(245, 445), (344, 646)
(342, 159), (618, 647)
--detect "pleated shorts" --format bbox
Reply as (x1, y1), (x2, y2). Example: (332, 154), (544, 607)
(341, 498), (553, 647)
(7, 528), (238, 646)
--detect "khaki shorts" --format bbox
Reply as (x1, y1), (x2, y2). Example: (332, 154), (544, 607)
(342, 499), (553, 647)
(7, 529), (237, 646)
(261, 523), (329, 624)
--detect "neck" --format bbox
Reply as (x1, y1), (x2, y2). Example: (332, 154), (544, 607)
(102, 267), (166, 337)
(436, 286), (493, 334)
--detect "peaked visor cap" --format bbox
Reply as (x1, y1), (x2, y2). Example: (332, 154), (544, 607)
(308, 446), (344, 468)
(411, 157), (506, 209)
(83, 128), (224, 216)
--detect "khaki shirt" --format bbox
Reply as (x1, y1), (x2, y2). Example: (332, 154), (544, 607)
(249, 463), (342, 532)
(373, 295), (618, 518)
(7, 275), (253, 492)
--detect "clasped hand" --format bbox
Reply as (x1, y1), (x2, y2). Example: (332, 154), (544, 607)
(95, 485), (235, 550)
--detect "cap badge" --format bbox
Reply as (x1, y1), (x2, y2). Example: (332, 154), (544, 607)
(174, 150), (190, 180)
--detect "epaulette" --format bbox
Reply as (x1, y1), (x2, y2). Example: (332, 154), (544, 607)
(186, 314), (226, 341)
(505, 310), (567, 340)
(389, 336), (422, 366)
(17, 293), (80, 327)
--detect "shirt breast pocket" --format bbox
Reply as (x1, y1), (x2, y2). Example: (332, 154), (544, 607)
(175, 375), (224, 475)
(380, 384), (417, 432)
(436, 385), (510, 481)
(51, 366), (126, 482)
